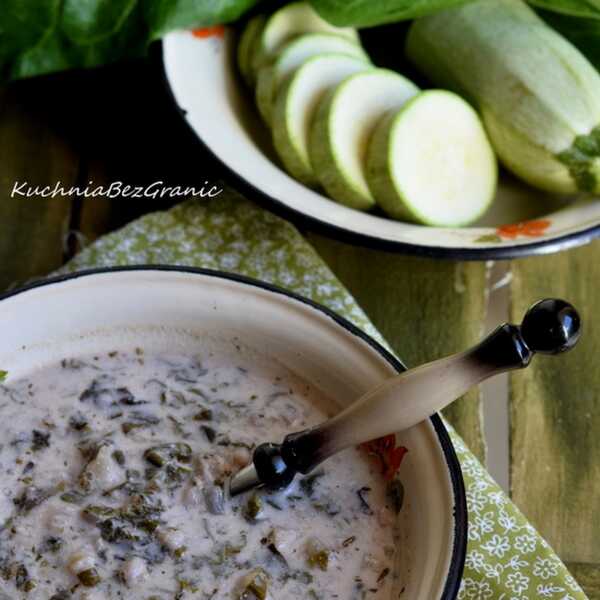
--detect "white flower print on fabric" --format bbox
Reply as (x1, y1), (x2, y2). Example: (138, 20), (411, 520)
(461, 456), (482, 478)
(482, 535), (511, 558)
(534, 558), (560, 580)
(564, 574), (585, 594)
(506, 571), (529, 594)
(465, 550), (486, 572)
(467, 488), (488, 515)
(58, 192), (589, 600)
(538, 585), (568, 597)
(459, 578), (494, 599)
(498, 509), (519, 533)
(506, 555), (529, 571)
(474, 512), (495, 537)
(481, 562), (503, 582)
(515, 533), (537, 554)
(488, 490), (508, 508)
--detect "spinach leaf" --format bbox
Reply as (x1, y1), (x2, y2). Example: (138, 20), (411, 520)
(308, 0), (473, 27)
(144, 0), (260, 38)
(2, 0), (261, 82)
(530, 0), (600, 19)
(2, 0), (600, 83)
(0, 0), (60, 68)
(308, 0), (600, 28)
(62, 0), (139, 44)
(539, 9), (600, 70)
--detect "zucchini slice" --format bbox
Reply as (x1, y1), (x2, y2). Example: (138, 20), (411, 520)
(272, 54), (370, 186)
(406, 0), (600, 194)
(237, 14), (266, 87)
(366, 90), (497, 226)
(309, 69), (419, 210)
(252, 2), (359, 73)
(256, 33), (368, 125)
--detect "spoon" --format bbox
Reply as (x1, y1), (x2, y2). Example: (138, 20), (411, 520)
(229, 298), (581, 496)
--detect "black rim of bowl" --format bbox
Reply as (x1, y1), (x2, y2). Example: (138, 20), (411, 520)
(154, 40), (600, 261)
(1, 265), (467, 599)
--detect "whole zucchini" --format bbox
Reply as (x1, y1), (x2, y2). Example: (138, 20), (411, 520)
(406, 0), (600, 194)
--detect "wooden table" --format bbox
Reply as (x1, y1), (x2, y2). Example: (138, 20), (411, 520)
(1, 56), (599, 597)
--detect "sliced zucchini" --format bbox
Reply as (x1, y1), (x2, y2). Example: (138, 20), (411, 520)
(366, 90), (497, 226)
(237, 14), (266, 87)
(256, 33), (369, 125)
(406, 0), (600, 194)
(309, 69), (419, 210)
(272, 54), (371, 186)
(252, 2), (359, 73)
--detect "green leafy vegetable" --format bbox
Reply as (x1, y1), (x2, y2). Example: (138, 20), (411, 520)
(307, 548), (329, 571)
(60, 490), (88, 504)
(310, 0), (600, 26)
(0, 1), (59, 69)
(62, 0), (139, 43)
(531, 0), (600, 19)
(15, 564), (32, 590)
(0, 371), (7, 382)
(386, 479), (405, 514)
(238, 568), (269, 600)
(243, 493), (263, 521)
(143, 0), (260, 38)
(77, 567), (101, 587)
(309, 0), (472, 26)
(144, 442), (192, 467)
(69, 412), (90, 432)
(299, 470), (324, 497)
(0, 0), (260, 81)
(312, 0), (600, 27)
(2, 0), (600, 83)
(40, 536), (64, 554)
(13, 486), (51, 513)
(31, 429), (51, 452)
(84, 494), (165, 545)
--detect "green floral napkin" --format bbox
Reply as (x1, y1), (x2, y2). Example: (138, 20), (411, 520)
(61, 191), (587, 600)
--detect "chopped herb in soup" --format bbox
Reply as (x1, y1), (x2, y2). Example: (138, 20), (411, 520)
(0, 349), (402, 599)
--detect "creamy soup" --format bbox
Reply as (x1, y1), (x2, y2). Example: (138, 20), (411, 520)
(0, 347), (402, 599)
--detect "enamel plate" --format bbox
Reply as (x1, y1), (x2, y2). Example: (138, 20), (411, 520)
(0, 268), (466, 599)
(161, 28), (600, 258)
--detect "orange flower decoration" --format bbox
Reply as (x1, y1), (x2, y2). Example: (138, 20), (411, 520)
(496, 219), (551, 240)
(361, 434), (408, 480)
(192, 25), (225, 39)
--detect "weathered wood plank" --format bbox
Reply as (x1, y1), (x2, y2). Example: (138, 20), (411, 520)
(66, 59), (223, 249)
(566, 563), (600, 599)
(0, 82), (76, 289)
(308, 234), (488, 463)
(71, 160), (120, 252)
(510, 240), (600, 597)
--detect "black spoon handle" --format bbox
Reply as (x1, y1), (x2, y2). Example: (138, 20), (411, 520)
(236, 298), (581, 495)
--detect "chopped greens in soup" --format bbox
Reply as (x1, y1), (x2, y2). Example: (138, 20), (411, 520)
(0, 348), (402, 599)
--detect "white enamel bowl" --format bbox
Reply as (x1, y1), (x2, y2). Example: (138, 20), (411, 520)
(0, 268), (466, 599)
(161, 28), (600, 259)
